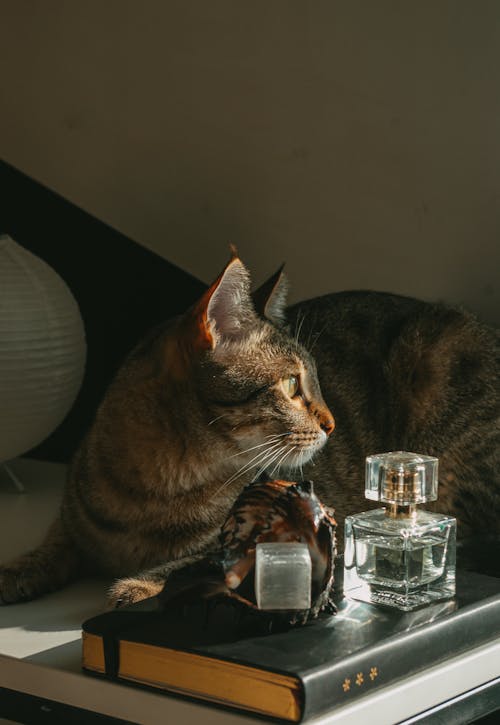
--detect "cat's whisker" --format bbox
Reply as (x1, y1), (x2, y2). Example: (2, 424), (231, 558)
(264, 432), (292, 439)
(293, 312), (302, 341)
(253, 443), (292, 480)
(228, 443), (282, 481)
(216, 442), (283, 494)
(296, 450), (302, 478)
(309, 322), (329, 353)
(268, 445), (290, 477)
(305, 311), (318, 350)
(227, 437), (283, 460)
(207, 414), (227, 426)
(293, 312), (301, 341)
(229, 446), (284, 488)
(270, 445), (296, 477)
(253, 444), (290, 481)
(295, 312), (308, 344)
(281, 446), (298, 475)
(298, 450), (305, 479)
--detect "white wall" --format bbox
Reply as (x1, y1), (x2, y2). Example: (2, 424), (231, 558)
(1, 1), (499, 323)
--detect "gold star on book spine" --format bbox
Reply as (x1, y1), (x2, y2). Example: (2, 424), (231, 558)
(341, 665), (378, 693)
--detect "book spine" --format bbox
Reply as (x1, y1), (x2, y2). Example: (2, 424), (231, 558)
(301, 596), (500, 719)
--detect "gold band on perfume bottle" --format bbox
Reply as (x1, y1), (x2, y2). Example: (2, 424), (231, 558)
(386, 503), (417, 520)
(382, 467), (423, 510)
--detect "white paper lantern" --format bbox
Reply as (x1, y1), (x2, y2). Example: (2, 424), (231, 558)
(0, 234), (86, 462)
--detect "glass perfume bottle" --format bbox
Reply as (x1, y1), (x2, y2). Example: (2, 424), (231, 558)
(344, 452), (456, 611)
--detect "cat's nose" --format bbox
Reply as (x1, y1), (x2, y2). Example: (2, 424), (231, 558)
(320, 415), (335, 437)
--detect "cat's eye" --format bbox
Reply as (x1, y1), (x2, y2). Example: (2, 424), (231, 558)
(282, 375), (300, 398)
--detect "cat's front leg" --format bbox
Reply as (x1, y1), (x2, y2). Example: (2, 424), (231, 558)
(107, 554), (206, 609)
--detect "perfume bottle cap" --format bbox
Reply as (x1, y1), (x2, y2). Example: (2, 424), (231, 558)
(365, 451), (439, 505)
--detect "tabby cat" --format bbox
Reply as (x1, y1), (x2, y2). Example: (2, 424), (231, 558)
(1, 252), (498, 606)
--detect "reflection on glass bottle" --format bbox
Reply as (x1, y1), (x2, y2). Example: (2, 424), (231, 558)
(344, 452), (456, 611)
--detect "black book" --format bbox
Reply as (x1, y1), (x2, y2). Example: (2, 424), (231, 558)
(82, 570), (500, 722)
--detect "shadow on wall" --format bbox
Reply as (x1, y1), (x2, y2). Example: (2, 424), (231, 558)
(0, 161), (206, 463)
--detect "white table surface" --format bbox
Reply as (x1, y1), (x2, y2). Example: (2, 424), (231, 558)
(0, 458), (499, 725)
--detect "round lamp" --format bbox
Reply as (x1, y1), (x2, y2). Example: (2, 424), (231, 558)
(0, 234), (86, 464)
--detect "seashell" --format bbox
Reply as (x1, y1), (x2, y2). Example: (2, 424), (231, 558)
(220, 479), (337, 621)
(160, 479), (337, 626)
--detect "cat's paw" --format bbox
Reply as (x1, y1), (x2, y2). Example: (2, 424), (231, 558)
(107, 577), (164, 609)
(0, 564), (33, 604)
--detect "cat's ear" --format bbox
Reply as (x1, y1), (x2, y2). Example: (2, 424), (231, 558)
(252, 265), (289, 325)
(191, 251), (257, 350)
